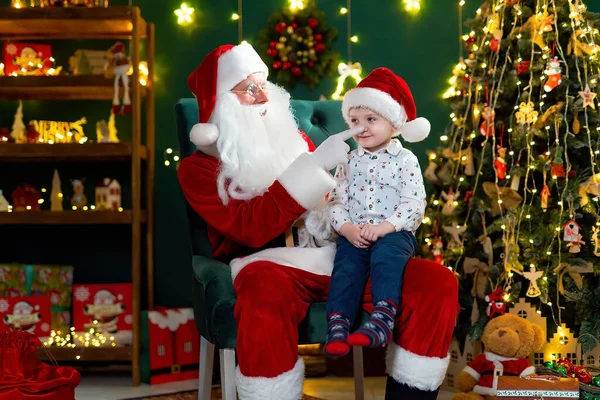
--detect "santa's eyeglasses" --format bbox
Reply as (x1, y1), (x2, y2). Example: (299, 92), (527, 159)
(231, 82), (268, 98)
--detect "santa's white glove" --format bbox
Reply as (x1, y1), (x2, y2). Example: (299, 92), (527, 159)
(312, 126), (364, 171)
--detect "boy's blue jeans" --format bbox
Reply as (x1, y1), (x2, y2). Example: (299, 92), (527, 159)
(326, 230), (417, 324)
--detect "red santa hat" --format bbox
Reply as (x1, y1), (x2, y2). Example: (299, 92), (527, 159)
(342, 67), (430, 143)
(187, 43), (269, 146)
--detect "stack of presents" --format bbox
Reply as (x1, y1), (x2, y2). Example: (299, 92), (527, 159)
(0, 263), (198, 384)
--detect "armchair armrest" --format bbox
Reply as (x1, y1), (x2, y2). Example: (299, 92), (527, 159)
(192, 255), (237, 348)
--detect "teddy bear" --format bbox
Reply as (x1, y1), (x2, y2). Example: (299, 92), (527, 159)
(452, 314), (545, 400)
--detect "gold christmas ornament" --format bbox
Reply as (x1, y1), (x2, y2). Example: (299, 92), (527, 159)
(515, 101), (539, 125)
(553, 262), (594, 295)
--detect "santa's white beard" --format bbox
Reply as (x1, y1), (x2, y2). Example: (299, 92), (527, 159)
(211, 82), (309, 204)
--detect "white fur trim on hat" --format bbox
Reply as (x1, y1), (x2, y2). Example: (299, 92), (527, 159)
(401, 117), (431, 143)
(190, 123), (219, 146)
(343, 87), (406, 128)
(216, 43), (269, 95)
(342, 87), (430, 143)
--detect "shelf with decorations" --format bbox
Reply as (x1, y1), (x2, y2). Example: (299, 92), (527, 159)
(0, 5), (155, 387)
(0, 75), (150, 100)
(0, 210), (146, 225)
(0, 143), (148, 161)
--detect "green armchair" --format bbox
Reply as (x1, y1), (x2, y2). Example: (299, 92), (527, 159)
(175, 98), (369, 400)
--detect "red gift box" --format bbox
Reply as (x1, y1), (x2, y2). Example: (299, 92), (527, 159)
(0, 295), (52, 337)
(72, 283), (132, 334)
(3, 42), (53, 76)
(141, 308), (200, 384)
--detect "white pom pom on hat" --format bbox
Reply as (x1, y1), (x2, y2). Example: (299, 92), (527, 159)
(187, 42), (269, 147)
(342, 67), (431, 143)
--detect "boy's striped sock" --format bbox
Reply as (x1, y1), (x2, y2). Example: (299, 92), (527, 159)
(324, 312), (351, 357)
(347, 300), (397, 348)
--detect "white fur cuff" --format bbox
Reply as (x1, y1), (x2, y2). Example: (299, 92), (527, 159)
(190, 123), (219, 146)
(278, 152), (336, 210)
(386, 341), (450, 392)
(236, 357), (304, 400)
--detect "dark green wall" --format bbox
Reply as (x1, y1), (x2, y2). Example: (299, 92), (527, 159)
(2, 1), (598, 307)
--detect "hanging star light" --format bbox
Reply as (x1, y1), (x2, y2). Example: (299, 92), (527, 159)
(332, 62), (362, 100)
(288, 0), (305, 12)
(579, 84), (597, 109)
(403, 0), (421, 13)
(175, 3), (195, 26)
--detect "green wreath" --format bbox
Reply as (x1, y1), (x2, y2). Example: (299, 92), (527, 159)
(258, 5), (339, 90)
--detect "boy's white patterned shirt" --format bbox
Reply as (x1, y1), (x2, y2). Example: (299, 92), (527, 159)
(328, 139), (426, 233)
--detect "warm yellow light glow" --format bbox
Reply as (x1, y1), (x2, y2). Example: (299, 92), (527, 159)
(288, 0), (305, 11)
(350, 35), (358, 43)
(403, 0), (421, 12)
(331, 62), (362, 100)
(175, 3), (194, 26)
(340, 7), (348, 14)
(231, 12), (240, 20)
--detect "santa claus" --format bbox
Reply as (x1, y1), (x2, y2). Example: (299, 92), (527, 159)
(178, 43), (458, 400)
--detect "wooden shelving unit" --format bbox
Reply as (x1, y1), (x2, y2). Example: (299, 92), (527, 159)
(36, 346), (133, 363)
(0, 143), (148, 161)
(0, 6), (155, 386)
(0, 210), (146, 225)
(0, 75), (150, 100)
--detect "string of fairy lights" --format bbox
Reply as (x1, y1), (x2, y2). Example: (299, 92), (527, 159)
(429, 0), (600, 334)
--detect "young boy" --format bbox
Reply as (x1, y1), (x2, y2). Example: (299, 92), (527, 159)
(325, 67), (430, 357)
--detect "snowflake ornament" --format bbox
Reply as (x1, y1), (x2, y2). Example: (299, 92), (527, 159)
(0, 299), (9, 313)
(74, 286), (90, 302)
(515, 101), (539, 125)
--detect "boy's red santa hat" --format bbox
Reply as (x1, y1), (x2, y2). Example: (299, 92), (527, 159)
(342, 67), (430, 142)
(187, 43), (269, 146)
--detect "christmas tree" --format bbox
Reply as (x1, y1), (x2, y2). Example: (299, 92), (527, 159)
(421, 0), (600, 351)
(10, 100), (25, 144)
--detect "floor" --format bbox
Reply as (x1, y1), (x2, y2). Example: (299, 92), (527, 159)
(75, 375), (455, 399)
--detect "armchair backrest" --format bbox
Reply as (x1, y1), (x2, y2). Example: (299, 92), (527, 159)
(174, 98), (354, 257)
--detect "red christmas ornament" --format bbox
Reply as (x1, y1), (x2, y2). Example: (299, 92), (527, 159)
(272, 61), (283, 70)
(269, 41), (277, 48)
(464, 190), (474, 203)
(267, 48), (278, 57)
(315, 43), (326, 53)
(515, 60), (530, 75)
(490, 38), (501, 52)
(557, 358), (574, 374)
(552, 163), (566, 178)
(291, 22), (298, 29)
(291, 66), (302, 77)
(314, 33), (323, 42)
(283, 62), (292, 70)
(308, 18), (319, 28)
(275, 22), (287, 33)
(569, 169), (577, 177)
(307, 61), (315, 68)
(573, 366), (593, 384)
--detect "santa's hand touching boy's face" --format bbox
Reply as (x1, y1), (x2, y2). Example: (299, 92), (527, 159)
(360, 221), (395, 242)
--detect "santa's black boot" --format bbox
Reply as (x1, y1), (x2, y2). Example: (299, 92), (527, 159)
(384, 376), (440, 400)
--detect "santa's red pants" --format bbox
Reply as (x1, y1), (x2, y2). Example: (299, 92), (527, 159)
(233, 258), (458, 400)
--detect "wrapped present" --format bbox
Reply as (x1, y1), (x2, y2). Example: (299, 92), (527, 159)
(141, 308), (199, 384)
(0, 264), (27, 297)
(0, 295), (51, 338)
(497, 375), (579, 399)
(2, 42), (53, 76)
(28, 264), (74, 332)
(72, 283), (132, 336)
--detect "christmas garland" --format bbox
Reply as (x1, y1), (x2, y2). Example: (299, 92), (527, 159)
(257, 5), (339, 90)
